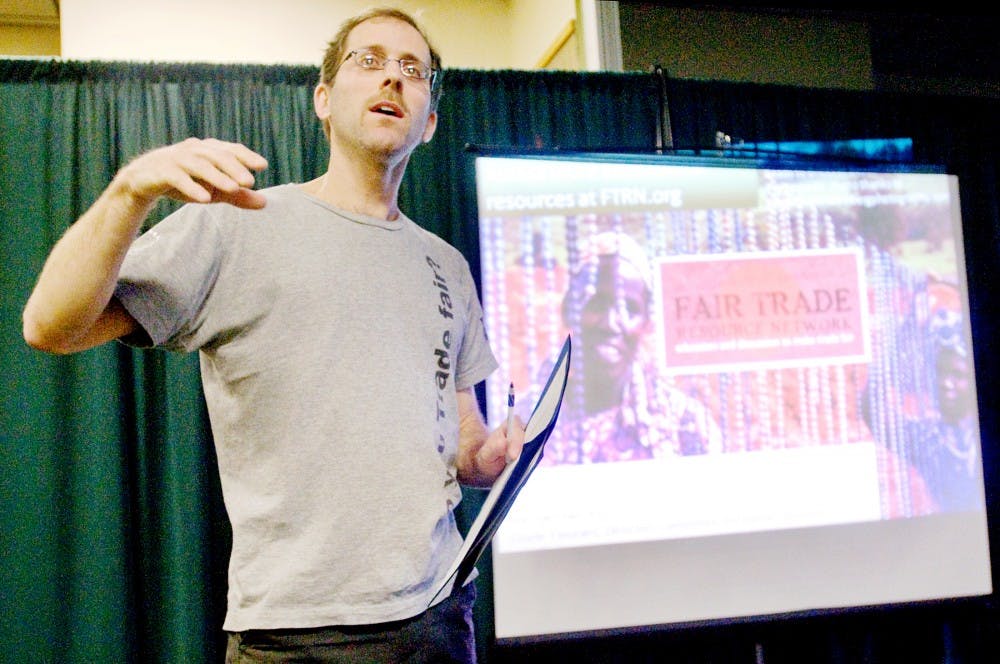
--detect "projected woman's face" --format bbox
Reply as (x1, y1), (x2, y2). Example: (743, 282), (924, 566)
(936, 346), (971, 424)
(577, 255), (651, 385)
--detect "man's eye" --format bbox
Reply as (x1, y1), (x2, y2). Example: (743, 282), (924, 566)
(359, 53), (379, 67)
(400, 61), (420, 77)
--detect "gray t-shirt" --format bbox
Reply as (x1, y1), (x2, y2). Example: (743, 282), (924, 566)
(115, 184), (498, 631)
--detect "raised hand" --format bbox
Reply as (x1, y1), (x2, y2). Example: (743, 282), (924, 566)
(114, 137), (269, 210)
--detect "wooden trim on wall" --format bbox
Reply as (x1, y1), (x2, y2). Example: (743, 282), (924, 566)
(535, 19), (575, 69)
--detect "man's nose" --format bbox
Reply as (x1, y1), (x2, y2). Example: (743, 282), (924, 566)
(381, 74), (404, 92)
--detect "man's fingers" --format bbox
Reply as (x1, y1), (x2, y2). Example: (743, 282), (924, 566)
(175, 146), (264, 195)
(193, 139), (269, 189)
(505, 418), (526, 463)
(176, 156), (250, 199)
(122, 138), (269, 206)
(216, 139), (269, 173)
(216, 187), (268, 210)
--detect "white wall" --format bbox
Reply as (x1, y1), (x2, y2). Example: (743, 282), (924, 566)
(60, 0), (576, 70)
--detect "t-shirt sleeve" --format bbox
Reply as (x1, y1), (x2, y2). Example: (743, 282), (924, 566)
(114, 204), (224, 352)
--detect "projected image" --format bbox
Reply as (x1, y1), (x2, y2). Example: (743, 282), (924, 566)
(477, 154), (992, 640)
(477, 153), (991, 640)
(479, 156), (985, 545)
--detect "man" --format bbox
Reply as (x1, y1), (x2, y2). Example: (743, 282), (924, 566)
(22, 8), (523, 662)
(529, 230), (721, 465)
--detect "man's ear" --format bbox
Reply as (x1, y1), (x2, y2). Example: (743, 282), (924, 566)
(313, 82), (330, 121)
(421, 110), (438, 144)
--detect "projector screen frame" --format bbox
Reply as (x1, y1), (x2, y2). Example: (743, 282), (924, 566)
(470, 146), (993, 644)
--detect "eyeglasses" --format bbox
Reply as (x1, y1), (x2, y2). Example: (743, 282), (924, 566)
(343, 49), (437, 85)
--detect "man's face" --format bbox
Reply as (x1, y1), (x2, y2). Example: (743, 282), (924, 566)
(577, 256), (650, 383)
(316, 17), (437, 164)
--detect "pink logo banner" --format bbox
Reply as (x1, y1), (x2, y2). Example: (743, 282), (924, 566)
(656, 249), (870, 373)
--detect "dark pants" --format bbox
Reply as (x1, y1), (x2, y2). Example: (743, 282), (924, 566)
(225, 582), (477, 663)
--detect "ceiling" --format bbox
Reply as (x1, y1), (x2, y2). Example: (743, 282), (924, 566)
(0, 0), (58, 27)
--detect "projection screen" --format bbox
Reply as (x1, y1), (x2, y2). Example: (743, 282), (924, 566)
(474, 150), (992, 641)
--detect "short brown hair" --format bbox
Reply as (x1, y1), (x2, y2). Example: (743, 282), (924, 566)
(319, 7), (443, 112)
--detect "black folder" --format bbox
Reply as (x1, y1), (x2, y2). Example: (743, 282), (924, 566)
(429, 335), (571, 606)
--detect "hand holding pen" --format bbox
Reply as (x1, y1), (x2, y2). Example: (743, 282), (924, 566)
(462, 382), (524, 487)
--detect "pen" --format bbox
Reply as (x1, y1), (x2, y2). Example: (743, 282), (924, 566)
(505, 382), (515, 436)
(505, 382), (517, 463)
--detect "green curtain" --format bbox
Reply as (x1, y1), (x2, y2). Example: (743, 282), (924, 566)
(0, 60), (659, 663)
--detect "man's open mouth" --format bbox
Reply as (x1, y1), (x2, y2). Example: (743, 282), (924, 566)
(370, 101), (403, 117)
